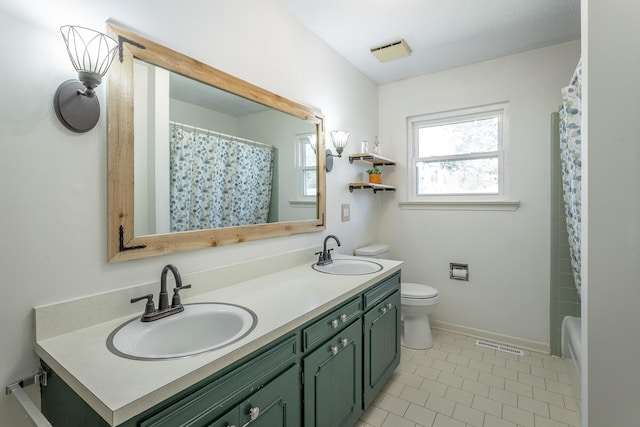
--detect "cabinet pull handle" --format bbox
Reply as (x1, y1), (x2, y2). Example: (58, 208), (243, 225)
(331, 319), (339, 328)
(341, 338), (349, 347)
(249, 406), (260, 420)
(340, 313), (347, 322)
(381, 307), (387, 314)
(387, 303), (393, 310)
(330, 346), (339, 355)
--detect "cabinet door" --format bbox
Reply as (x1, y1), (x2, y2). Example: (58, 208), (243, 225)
(238, 364), (300, 427)
(303, 319), (362, 427)
(363, 291), (400, 408)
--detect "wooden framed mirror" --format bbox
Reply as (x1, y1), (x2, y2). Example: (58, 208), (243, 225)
(107, 23), (326, 262)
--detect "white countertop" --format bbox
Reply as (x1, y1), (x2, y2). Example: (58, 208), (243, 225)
(35, 256), (402, 426)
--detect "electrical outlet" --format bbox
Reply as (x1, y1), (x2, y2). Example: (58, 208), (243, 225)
(341, 203), (350, 222)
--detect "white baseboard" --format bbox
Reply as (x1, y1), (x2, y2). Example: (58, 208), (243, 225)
(430, 319), (550, 355)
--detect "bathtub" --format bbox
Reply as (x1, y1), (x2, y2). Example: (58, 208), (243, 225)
(562, 316), (582, 415)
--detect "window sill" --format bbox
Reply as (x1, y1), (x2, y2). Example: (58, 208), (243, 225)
(289, 200), (316, 207)
(399, 200), (520, 211)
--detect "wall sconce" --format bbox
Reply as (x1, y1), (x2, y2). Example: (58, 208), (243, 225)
(326, 130), (350, 172)
(308, 134), (317, 153)
(54, 25), (118, 133)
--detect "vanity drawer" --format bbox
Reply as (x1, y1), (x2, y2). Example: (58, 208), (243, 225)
(302, 297), (361, 351)
(363, 272), (400, 310)
(139, 335), (297, 427)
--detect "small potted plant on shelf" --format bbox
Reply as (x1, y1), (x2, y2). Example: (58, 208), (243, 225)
(367, 167), (383, 184)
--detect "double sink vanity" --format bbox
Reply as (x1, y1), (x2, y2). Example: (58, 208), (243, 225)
(35, 251), (402, 427)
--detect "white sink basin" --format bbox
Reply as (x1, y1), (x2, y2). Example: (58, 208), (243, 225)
(107, 303), (257, 360)
(312, 259), (383, 275)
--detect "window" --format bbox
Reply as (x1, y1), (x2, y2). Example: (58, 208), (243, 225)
(297, 133), (317, 197)
(408, 103), (508, 199)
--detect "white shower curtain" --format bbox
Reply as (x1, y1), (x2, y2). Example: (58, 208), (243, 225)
(559, 59), (582, 295)
(169, 125), (275, 232)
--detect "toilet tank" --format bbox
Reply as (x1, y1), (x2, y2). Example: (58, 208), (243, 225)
(355, 244), (389, 259)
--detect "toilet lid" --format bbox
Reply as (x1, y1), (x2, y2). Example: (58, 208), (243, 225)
(355, 244), (389, 257)
(401, 282), (438, 299)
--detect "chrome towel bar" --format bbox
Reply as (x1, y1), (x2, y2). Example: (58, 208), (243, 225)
(5, 368), (52, 427)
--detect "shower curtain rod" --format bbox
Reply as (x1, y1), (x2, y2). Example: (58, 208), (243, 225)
(169, 121), (275, 149)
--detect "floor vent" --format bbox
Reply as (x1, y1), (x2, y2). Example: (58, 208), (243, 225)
(476, 340), (524, 356)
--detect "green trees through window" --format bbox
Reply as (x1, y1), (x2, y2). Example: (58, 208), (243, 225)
(410, 103), (507, 196)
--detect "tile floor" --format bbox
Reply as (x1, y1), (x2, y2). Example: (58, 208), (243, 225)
(357, 329), (580, 427)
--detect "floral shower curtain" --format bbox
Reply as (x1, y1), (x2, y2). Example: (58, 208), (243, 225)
(559, 59), (582, 295)
(169, 125), (275, 232)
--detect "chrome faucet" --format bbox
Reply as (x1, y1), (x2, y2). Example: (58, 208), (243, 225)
(131, 264), (192, 322)
(316, 234), (341, 266)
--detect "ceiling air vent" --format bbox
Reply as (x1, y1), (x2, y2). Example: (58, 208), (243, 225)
(370, 39), (412, 63)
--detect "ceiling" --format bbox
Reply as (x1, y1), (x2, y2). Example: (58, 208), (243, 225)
(274, 0), (581, 84)
(170, 70), (269, 117)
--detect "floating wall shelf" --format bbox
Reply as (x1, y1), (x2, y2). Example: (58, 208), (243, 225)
(348, 153), (396, 166)
(348, 183), (397, 194)
(348, 152), (397, 194)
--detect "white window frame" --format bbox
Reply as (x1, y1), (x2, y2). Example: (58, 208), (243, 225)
(295, 132), (317, 201)
(404, 102), (518, 210)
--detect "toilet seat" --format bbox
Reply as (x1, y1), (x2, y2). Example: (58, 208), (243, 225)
(401, 282), (438, 299)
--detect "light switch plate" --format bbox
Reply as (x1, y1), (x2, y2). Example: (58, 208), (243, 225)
(341, 203), (350, 222)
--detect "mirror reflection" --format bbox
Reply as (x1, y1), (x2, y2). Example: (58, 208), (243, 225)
(133, 60), (318, 236)
(107, 22), (326, 262)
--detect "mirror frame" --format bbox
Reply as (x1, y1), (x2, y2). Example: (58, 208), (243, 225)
(106, 23), (326, 262)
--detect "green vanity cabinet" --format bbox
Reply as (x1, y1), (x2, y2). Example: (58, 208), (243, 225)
(40, 364), (110, 427)
(301, 271), (401, 426)
(238, 364), (300, 426)
(208, 364), (300, 427)
(363, 291), (401, 407)
(40, 271), (402, 427)
(137, 336), (298, 427)
(42, 335), (299, 427)
(363, 272), (401, 408)
(303, 319), (363, 427)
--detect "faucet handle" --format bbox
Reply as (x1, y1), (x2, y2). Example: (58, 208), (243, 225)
(171, 284), (192, 307)
(131, 294), (155, 315)
(315, 251), (325, 264)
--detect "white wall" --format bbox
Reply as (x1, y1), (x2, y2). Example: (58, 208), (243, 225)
(170, 99), (241, 134)
(0, 1), (378, 425)
(583, 0), (640, 425)
(378, 41), (581, 347)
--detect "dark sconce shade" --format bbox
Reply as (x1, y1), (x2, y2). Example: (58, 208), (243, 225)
(326, 130), (350, 172)
(54, 25), (118, 133)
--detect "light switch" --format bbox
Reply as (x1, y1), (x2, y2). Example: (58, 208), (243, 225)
(341, 203), (350, 222)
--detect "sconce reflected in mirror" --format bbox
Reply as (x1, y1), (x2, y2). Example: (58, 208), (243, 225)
(326, 130), (350, 172)
(308, 133), (317, 153)
(54, 25), (118, 133)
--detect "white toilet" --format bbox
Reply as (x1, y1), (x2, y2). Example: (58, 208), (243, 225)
(355, 244), (439, 349)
